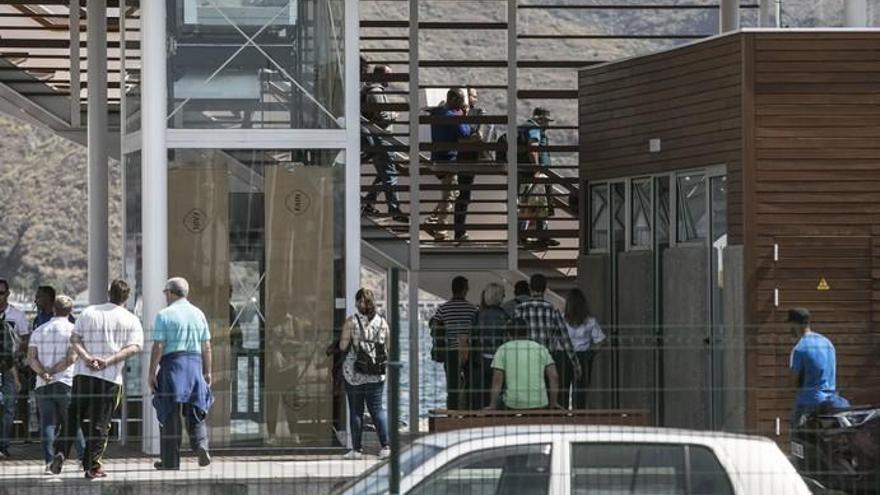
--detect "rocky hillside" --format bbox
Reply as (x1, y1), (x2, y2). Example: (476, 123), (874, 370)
(0, 116), (123, 300)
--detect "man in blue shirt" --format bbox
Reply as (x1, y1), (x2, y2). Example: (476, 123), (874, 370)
(425, 88), (471, 241)
(519, 107), (559, 248)
(149, 277), (213, 470)
(788, 307), (849, 428)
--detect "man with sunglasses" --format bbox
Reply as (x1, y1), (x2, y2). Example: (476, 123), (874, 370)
(0, 278), (27, 458)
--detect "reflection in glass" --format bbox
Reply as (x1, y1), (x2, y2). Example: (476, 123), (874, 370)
(612, 182), (626, 250)
(655, 176), (670, 245)
(631, 179), (652, 248)
(123, 151), (144, 444)
(167, 0), (345, 129)
(676, 174), (707, 243)
(167, 148), (345, 447)
(589, 184), (609, 251)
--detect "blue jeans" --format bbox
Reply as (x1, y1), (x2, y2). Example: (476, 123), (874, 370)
(0, 371), (15, 450)
(35, 382), (84, 464)
(345, 381), (388, 452)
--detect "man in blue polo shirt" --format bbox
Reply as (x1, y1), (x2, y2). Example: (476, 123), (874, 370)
(788, 307), (849, 428)
(425, 87), (471, 241)
(149, 277), (213, 470)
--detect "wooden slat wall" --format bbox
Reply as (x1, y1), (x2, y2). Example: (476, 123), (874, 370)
(750, 32), (880, 437)
(580, 31), (880, 438)
(578, 35), (745, 244)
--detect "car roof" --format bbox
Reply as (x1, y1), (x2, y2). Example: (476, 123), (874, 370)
(415, 425), (774, 449)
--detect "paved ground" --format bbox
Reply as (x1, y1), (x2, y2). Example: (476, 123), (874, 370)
(0, 443), (380, 494)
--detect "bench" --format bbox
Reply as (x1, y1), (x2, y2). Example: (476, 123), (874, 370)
(428, 408), (651, 433)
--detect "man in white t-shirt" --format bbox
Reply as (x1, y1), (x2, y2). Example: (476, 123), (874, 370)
(0, 277), (27, 458)
(49, 280), (143, 479)
(27, 295), (85, 472)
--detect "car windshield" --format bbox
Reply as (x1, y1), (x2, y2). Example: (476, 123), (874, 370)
(339, 443), (443, 495)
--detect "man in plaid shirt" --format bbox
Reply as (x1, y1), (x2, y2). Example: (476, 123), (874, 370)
(514, 274), (581, 405)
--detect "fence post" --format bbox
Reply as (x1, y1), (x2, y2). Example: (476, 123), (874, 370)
(389, 268), (401, 494)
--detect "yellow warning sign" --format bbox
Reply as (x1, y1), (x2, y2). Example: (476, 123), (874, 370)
(817, 278), (831, 291)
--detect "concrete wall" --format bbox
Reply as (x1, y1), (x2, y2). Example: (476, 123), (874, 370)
(577, 254), (614, 409)
(662, 245), (710, 429)
(721, 245), (746, 432)
(616, 251), (656, 416)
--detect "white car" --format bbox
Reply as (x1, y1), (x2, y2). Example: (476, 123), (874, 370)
(336, 425), (811, 495)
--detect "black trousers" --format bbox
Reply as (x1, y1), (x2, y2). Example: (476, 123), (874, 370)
(453, 172), (475, 238)
(557, 351), (593, 409)
(465, 355), (493, 410)
(444, 349), (465, 410)
(160, 403), (209, 469)
(54, 375), (120, 471)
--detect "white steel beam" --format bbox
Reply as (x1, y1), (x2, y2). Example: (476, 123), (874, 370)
(507, 0), (518, 271)
(69, 0), (81, 127)
(845, 0), (869, 27)
(719, 0), (740, 33)
(87, 0), (109, 305)
(140, 0), (167, 456)
(408, 0), (421, 434)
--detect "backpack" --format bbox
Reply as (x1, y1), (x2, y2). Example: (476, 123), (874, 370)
(353, 316), (388, 376)
(495, 126), (535, 167)
(0, 313), (16, 371)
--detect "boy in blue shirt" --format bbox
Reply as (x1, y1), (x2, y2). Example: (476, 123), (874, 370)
(788, 307), (849, 428)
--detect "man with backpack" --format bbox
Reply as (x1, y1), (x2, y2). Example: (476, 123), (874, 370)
(497, 108), (559, 248)
(361, 65), (407, 223)
(0, 278), (26, 458)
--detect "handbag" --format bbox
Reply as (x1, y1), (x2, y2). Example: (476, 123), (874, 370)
(354, 316), (388, 376)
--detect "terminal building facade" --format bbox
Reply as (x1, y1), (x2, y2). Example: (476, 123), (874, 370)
(0, 0), (873, 454)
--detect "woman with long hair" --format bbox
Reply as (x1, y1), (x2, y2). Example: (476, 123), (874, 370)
(338, 288), (390, 459)
(562, 289), (606, 409)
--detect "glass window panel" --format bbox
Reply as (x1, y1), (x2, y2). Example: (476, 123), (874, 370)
(571, 443), (686, 495)
(631, 179), (652, 248)
(168, 0), (345, 129)
(589, 184), (609, 250)
(612, 182), (625, 248)
(711, 176), (727, 245)
(167, 148), (345, 447)
(411, 444), (552, 495)
(676, 174), (707, 243)
(655, 176), (670, 245)
(689, 446), (734, 495)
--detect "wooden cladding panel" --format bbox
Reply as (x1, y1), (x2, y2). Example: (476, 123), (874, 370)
(578, 35), (743, 242)
(750, 33), (880, 436)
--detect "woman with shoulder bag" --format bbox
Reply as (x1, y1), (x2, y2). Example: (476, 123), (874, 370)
(339, 289), (390, 460)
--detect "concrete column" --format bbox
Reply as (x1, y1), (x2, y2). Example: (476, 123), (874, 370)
(87, 0), (108, 304)
(758, 0), (774, 27)
(140, 0), (168, 456)
(845, 0), (868, 27)
(719, 0), (740, 33)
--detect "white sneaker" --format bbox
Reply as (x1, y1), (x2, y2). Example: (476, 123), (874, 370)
(44, 464), (53, 475)
(343, 450), (364, 460)
(378, 447), (391, 459)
